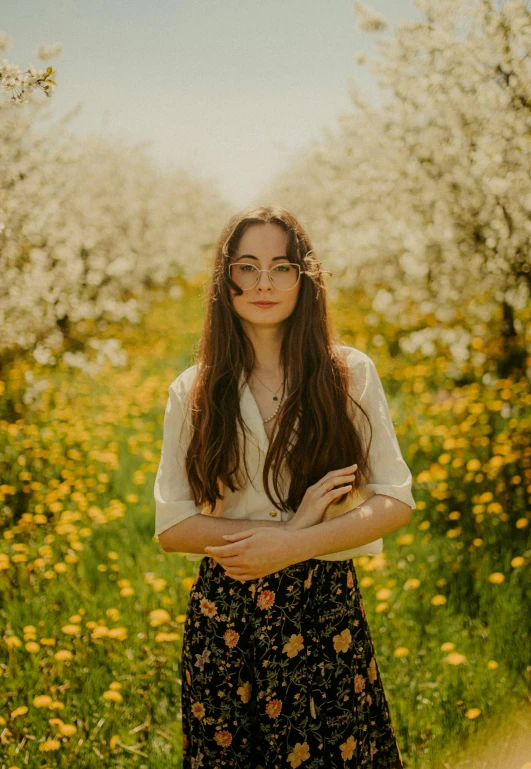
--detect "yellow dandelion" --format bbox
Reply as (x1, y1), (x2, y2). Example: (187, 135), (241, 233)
(108, 627), (128, 640)
(175, 614), (187, 623)
(488, 572), (505, 584)
(376, 602), (389, 613)
(110, 734), (120, 748)
(431, 594), (447, 605)
(11, 706), (29, 719)
(150, 609), (171, 627)
(511, 557), (524, 568)
(360, 576), (374, 587)
(38, 739), (61, 752)
(120, 586), (135, 597)
(466, 459), (481, 472)
(487, 660), (498, 670)
(465, 708), (481, 719)
(91, 626), (109, 639)
(155, 631), (180, 642)
(404, 578), (420, 590)
(182, 577), (195, 591)
(102, 690), (123, 703)
(61, 624), (81, 635)
(516, 518), (528, 529)
(25, 642), (40, 653)
(394, 647), (409, 658)
(33, 695), (53, 708)
(376, 588), (391, 600)
(5, 636), (22, 649)
(54, 649), (72, 661)
(109, 682), (122, 691)
(441, 642), (455, 652)
(396, 533), (414, 546)
(445, 652), (467, 665)
(58, 723), (77, 736)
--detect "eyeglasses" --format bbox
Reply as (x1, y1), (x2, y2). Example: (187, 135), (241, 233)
(228, 262), (304, 291)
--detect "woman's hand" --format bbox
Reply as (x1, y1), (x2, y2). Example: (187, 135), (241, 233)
(204, 526), (302, 581)
(286, 462), (358, 531)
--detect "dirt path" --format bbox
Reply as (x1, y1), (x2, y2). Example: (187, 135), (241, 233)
(437, 699), (531, 769)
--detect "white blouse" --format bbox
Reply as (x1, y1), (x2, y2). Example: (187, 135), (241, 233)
(153, 344), (416, 562)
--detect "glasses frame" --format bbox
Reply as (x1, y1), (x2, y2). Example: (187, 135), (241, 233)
(228, 262), (307, 291)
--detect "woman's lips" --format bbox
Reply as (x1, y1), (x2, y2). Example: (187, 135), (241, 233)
(252, 302), (278, 307)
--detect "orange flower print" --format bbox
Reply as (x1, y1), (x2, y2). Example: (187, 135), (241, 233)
(360, 598), (366, 619)
(214, 730), (232, 747)
(185, 669), (192, 685)
(347, 570), (354, 589)
(266, 698), (283, 719)
(223, 629), (239, 648)
(199, 598), (217, 618)
(191, 701), (205, 720)
(237, 681), (252, 704)
(257, 590), (275, 610)
(354, 673), (366, 693)
(182, 731), (189, 751)
(309, 696), (317, 719)
(283, 633), (304, 658)
(304, 568), (314, 590)
(287, 740), (310, 767)
(368, 655), (377, 684)
(333, 627), (352, 654)
(340, 735), (357, 761)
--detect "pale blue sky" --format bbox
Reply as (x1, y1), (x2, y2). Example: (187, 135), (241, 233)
(4, 0), (422, 208)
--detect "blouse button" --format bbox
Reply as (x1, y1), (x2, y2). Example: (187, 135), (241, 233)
(269, 510), (278, 517)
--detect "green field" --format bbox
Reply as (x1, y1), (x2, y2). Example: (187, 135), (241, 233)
(1, 286), (530, 768)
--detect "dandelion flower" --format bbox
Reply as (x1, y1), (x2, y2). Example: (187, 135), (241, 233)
(394, 647), (409, 658)
(445, 652), (467, 665)
(432, 595), (447, 605)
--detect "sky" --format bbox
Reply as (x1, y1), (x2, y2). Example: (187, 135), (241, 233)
(4, 0), (423, 209)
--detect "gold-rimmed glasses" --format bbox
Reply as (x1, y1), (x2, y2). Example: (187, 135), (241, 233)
(228, 262), (305, 291)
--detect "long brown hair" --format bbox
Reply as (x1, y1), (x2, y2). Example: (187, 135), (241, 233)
(185, 205), (373, 515)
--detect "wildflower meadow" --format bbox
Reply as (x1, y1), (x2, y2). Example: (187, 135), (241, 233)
(1, 0), (531, 767)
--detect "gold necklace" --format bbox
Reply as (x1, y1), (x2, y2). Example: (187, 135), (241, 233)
(250, 370), (284, 424)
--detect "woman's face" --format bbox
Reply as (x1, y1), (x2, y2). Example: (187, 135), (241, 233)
(228, 223), (301, 329)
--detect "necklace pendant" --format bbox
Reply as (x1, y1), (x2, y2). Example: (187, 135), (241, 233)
(273, 396), (278, 401)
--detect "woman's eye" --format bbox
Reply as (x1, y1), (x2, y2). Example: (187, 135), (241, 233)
(273, 265), (290, 273)
(238, 264), (255, 272)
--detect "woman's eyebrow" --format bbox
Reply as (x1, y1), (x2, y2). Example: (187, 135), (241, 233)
(235, 254), (289, 261)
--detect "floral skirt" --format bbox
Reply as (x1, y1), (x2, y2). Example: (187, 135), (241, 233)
(180, 556), (405, 769)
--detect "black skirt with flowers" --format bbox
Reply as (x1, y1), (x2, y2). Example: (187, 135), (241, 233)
(180, 556), (405, 769)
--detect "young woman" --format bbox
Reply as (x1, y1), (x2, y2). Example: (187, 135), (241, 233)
(154, 206), (416, 769)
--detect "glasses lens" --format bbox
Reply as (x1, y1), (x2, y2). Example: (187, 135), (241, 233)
(230, 264), (260, 289)
(270, 264), (299, 289)
(229, 263), (300, 290)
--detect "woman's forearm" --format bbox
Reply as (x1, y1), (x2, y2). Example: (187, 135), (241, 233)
(157, 513), (290, 554)
(288, 495), (413, 561)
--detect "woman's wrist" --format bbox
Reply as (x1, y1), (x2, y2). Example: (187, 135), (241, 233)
(284, 516), (315, 531)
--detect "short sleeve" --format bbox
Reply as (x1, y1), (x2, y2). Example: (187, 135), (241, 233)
(153, 380), (202, 538)
(356, 354), (416, 510)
